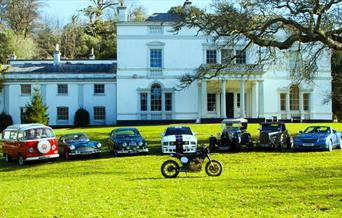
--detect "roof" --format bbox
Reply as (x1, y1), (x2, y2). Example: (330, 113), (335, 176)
(146, 13), (180, 22)
(222, 118), (248, 124)
(5, 124), (51, 131)
(6, 63), (117, 74)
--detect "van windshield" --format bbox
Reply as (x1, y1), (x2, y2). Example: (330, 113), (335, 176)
(21, 128), (55, 140)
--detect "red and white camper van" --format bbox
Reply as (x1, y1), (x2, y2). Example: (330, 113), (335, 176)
(2, 124), (59, 165)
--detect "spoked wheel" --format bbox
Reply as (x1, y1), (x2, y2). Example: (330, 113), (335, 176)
(18, 155), (25, 166)
(161, 160), (179, 178)
(205, 160), (223, 176)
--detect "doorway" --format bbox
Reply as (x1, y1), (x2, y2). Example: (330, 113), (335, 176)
(226, 93), (234, 118)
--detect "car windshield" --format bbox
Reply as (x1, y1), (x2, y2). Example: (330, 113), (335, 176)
(165, 127), (192, 136)
(21, 128), (55, 140)
(64, 134), (89, 143)
(114, 129), (140, 137)
(304, 126), (331, 134)
(224, 123), (242, 130)
(261, 124), (282, 132)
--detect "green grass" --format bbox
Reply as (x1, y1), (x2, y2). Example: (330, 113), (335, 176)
(1, 123), (342, 217)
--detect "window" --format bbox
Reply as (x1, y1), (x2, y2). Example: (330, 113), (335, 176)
(20, 107), (27, 123)
(94, 107), (106, 120)
(237, 93), (241, 108)
(57, 107), (69, 121)
(165, 93), (172, 111)
(207, 94), (216, 112)
(206, 50), (217, 64)
(150, 49), (162, 68)
(151, 84), (162, 111)
(57, 84), (68, 95)
(140, 93), (147, 111)
(21, 84), (31, 95)
(280, 94), (287, 111)
(290, 85), (300, 111)
(221, 49), (233, 64)
(149, 26), (163, 34)
(303, 93), (310, 111)
(94, 84), (105, 94)
(236, 50), (246, 64)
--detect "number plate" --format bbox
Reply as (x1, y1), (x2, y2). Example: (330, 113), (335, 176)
(303, 143), (314, 147)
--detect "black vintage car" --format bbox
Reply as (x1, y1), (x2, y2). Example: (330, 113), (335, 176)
(209, 119), (253, 152)
(257, 122), (293, 150)
(108, 128), (148, 155)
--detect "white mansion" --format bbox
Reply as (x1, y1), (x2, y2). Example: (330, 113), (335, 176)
(0, 1), (333, 126)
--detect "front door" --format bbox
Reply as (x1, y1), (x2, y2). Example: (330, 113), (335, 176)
(226, 93), (234, 118)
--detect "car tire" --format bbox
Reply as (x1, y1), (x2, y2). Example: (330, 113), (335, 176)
(328, 140), (333, 152)
(64, 150), (70, 160)
(339, 138), (342, 149)
(18, 155), (25, 166)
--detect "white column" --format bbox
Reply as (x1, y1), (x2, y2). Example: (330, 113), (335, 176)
(286, 93), (290, 119)
(220, 80), (226, 118)
(251, 82), (258, 118)
(240, 80), (246, 118)
(258, 80), (264, 118)
(201, 80), (207, 118)
(216, 93), (220, 118)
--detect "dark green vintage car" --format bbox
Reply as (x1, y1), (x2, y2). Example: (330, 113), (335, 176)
(108, 128), (148, 156)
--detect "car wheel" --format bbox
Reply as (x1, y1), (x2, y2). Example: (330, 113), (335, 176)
(3, 153), (10, 162)
(328, 140), (333, 152)
(339, 138), (342, 149)
(64, 150), (70, 160)
(18, 155), (25, 166)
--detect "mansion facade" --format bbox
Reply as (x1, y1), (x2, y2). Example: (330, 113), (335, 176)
(0, 2), (333, 126)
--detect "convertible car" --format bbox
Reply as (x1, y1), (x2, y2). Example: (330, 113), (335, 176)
(293, 126), (342, 152)
(257, 122), (293, 150)
(108, 128), (148, 155)
(58, 133), (101, 160)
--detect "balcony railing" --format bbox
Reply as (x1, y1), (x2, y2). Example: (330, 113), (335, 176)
(200, 64), (264, 75)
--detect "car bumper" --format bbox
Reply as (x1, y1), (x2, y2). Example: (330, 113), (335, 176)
(25, 154), (60, 161)
(293, 142), (328, 150)
(69, 150), (101, 156)
(116, 148), (149, 154)
(161, 146), (197, 154)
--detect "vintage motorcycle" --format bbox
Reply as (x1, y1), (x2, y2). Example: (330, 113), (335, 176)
(161, 145), (223, 178)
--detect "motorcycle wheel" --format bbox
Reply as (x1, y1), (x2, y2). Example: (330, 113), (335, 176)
(205, 160), (223, 176)
(161, 160), (180, 178)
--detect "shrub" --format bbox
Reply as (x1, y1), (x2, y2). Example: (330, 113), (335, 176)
(24, 88), (49, 125)
(0, 112), (13, 132)
(74, 108), (90, 127)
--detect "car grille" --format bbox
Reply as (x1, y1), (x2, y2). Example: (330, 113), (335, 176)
(301, 138), (318, 143)
(77, 147), (95, 152)
(260, 132), (269, 144)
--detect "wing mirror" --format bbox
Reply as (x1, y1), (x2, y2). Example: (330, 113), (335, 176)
(193, 132), (197, 136)
(299, 131), (303, 134)
(160, 133), (164, 137)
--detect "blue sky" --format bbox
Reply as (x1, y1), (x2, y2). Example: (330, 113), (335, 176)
(42, 0), (213, 24)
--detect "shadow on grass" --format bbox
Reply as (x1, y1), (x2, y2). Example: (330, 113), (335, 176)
(129, 175), (205, 181)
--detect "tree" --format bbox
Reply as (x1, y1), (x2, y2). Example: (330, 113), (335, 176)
(24, 88), (49, 125)
(0, 112), (13, 132)
(172, 1), (342, 87)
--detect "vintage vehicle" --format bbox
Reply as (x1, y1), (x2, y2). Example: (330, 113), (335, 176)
(161, 145), (223, 178)
(209, 118), (253, 152)
(58, 133), (101, 159)
(293, 126), (342, 152)
(108, 128), (148, 155)
(258, 122), (293, 150)
(161, 126), (197, 154)
(1, 124), (59, 165)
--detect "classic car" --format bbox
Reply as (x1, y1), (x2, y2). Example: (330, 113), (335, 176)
(257, 122), (293, 150)
(293, 126), (342, 152)
(1, 124), (59, 165)
(161, 126), (197, 154)
(108, 128), (148, 155)
(58, 133), (101, 159)
(209, 118), (253, 152)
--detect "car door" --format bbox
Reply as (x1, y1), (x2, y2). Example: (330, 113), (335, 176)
(7, 131), (19, 158)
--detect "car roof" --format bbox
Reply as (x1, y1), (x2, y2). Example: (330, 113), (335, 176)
(261, 122), (285, 125)
(114, 128), (138, 131)
(5, 123), (51, 131)
(222, 118), (248, 124)
(166, 126), (190, 129)
(305, 126), (331, 129)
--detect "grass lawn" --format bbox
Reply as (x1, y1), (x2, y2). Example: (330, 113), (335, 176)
(1, 123), (342, 217)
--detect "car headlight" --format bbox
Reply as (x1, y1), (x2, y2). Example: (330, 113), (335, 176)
(163, 142), (168, 146)
(52, 145), (57, 150)
(70, 145), (76, 150)
(319, 137), (327, 142)
(138, 141), (143, 146)
(96, 143), (102, 148)
(28, 147), (34, 153)
(122, 142), (127, 147)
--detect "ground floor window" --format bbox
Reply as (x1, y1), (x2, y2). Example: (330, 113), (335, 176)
(140, 93), (147, 111)
(57, 107), (69, 121)
(207, 93), (216, 112)
(303, 93), (310, 111)
(151, 84), (162, 111)
(94, 107), (106, 120)
(290, 85), (299, 111)
(165, 93), (172, 111)
(20, 107), (27, 123)
(280, 93), (287, 111)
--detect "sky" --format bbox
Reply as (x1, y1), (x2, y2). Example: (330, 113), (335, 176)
(42, 0), (214, 24)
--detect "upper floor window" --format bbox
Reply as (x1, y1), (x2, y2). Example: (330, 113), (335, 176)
(150, 49), (162, 68)
(206, 50), (217, 64)
(57, 84), (68, 95)
(221, 49), (233, 64)
(290, 85), (299, 111)
(149, 26), (163, 34)
(151, 83), (162, 111)
(236, 50), (246, 64)
(21, 84), (31, 95)
(94, 84), (105, 95)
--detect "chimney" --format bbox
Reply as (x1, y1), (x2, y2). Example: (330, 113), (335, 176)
(89, 48), (95, 60)
(53, 44), (61, 66)
(183, 0), (192, 12)
(117, 4), (128, 22)
(10, 52), (16, 61)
